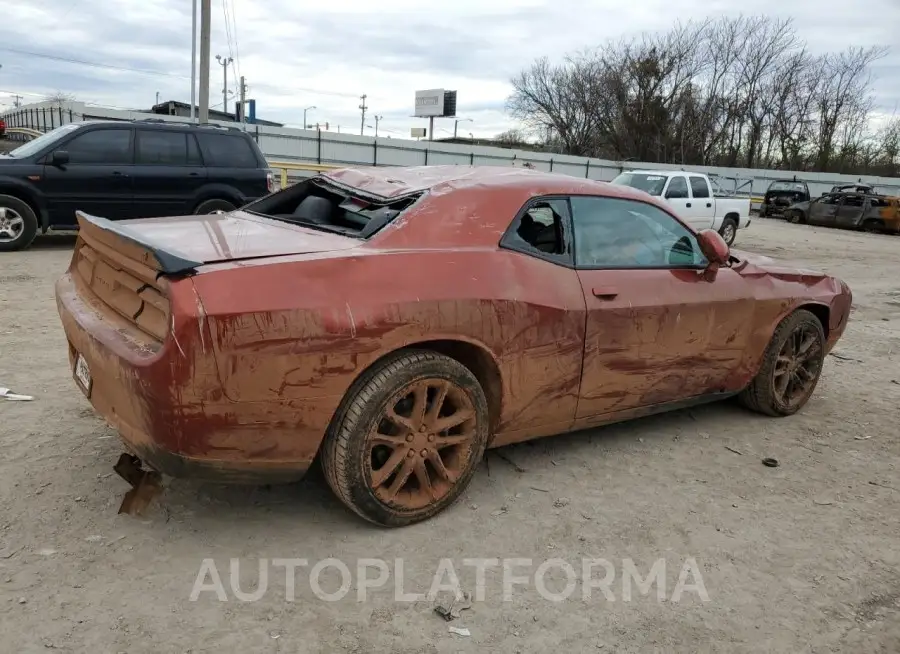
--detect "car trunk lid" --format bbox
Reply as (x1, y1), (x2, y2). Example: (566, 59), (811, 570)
(69, 210), (361, 344)
(75, 210), (361, 275)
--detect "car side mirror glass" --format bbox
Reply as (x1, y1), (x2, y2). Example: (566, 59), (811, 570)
(52, 151), (70, 166)
(696, 229), (729, 266)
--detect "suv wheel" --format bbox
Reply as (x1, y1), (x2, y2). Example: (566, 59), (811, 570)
(194, 199), (237, 215)
(0, 195), (39, 252)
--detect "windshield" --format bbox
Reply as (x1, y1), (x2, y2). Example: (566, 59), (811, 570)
(6, 123), (82, 159)
(610, 173), (667, 196)
(769, 181), (805, 192)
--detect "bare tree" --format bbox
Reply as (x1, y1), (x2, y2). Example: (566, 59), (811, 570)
(44, 92), (75, 106)
(506, 16), (893, 175)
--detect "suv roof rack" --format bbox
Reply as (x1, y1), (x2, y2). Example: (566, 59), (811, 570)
(131, 118), (242, 132)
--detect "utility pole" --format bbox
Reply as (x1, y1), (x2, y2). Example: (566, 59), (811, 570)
(358, 94), (367, 136)
(238, 76), (247, 129)
(190, 0), (197, 121)
(453, 118), (472, 139)
(198, 0), (211, 123)
(155, 91), (160, 106)
(12, 94), (23, 108)
(216, 54), (233, 114)
(374, 115), (383, 138)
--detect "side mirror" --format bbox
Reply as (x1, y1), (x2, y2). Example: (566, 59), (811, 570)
(696, 229), (729, 266)
(51, 151), (70, 167)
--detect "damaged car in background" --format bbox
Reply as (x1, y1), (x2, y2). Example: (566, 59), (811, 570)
(782, 188), (900, 233)
(758, 178), (810, 218)
(55, 165), (852, 526)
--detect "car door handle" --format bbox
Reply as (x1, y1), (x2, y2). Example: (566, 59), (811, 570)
(686, 202), (692, 208)
(706, 202), (712, 208)
(592, 287), (619, 300)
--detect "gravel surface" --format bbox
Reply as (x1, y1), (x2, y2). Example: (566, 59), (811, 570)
(0, 219), (898, 653)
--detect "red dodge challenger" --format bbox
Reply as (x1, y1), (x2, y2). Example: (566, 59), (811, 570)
(56, 165), (852, 526)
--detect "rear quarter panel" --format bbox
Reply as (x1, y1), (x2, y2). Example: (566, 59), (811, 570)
(191, 247), (588, 439)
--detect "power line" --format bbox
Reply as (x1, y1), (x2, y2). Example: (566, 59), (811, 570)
(227, 0), (242, 82)
(0, 46), (190, 80)
(0, 46), (368, 102)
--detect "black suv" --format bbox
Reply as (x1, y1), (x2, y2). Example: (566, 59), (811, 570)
(0, 119), (275, 251)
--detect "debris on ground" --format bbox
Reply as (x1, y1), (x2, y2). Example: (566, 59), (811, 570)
(530, 486), (549, 493)
(0, 545), (22, 559)
(762, 458), (779, 468)
(554, 497), (570, 508)
(829, 352), (863, 363)
(494, 452), (526, 473)
(0, 387), (34, 401)
(434, 590), (472, 622)
(491, 506), (508, 517)
(725, 446), (744, 456)
(854, 434), (873, 440)
(448, 626), (471, 637)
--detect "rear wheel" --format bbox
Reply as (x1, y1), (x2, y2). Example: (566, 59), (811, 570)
(0, 195), (38, 252)
(861, 219), (883, 234)
(321, 350), (490, 527)
(719, 216), (738, 246)
(194, 198), (237, 215)
(738, 309), (826, 416)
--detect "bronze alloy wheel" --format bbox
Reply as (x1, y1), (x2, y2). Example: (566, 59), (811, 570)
(771, 322), (822, 412)
(321, 350), (490, 527)
(367, 378), (476, 510)
(738, 309), (826, 417)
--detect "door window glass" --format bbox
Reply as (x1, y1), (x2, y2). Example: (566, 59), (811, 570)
(570, 196), (707, 269)
(63, 129), (132, 165)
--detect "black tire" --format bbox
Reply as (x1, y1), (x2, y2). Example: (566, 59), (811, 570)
(861, 219), (883, 234)
(787, 211), (804, 224)
(0, 194), (39, 252)
(194, 198), (237, 215)
(719, 216), (738, 246)
(738, 309), (826, 417)
(320, 350), (490, 527)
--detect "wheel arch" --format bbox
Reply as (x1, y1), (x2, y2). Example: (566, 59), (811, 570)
(323, 337), (505, 441)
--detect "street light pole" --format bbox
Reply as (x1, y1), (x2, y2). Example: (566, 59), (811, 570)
(304, 105), (316, 129)
(454, 118), (473, 139)
(374, 115), (383, 137)
(216, 54), (233, 114)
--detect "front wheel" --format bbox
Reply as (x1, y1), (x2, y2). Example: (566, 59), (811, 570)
(194, 198), (237, 215)
(321, 350), (490, 527)
(787, 211), (804, 224)
(719, 217), (738, 246)
(738, 309), (826, 416)
(0, 195), (39, 252)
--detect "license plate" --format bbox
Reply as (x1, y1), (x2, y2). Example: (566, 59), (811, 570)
(74, 353), (93, 397)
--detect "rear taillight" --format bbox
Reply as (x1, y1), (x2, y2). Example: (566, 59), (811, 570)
(266, 170), (276, 194)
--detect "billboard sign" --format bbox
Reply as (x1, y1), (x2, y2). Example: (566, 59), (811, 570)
(414, 89), (445, 117)
(410, 127), (427, 138)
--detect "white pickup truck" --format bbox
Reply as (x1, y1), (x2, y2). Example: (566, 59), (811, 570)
(610, 170), (751, 245)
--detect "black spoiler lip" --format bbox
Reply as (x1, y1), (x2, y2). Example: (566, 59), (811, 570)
(75, 211), (204, 276)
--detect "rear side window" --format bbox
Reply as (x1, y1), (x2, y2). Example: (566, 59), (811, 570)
(64, 128), (132, 165)
(195, 133), (259, 168)
(136, 130), (202, 166)
(689, 176), (710, 198)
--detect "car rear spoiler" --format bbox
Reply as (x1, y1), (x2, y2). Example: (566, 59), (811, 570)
(75, 211), (203, 276)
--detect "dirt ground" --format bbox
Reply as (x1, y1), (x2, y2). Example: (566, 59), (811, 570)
(1, 218), (898, 653)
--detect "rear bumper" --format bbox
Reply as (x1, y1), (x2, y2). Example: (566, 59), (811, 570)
(56, 272), (337, 485)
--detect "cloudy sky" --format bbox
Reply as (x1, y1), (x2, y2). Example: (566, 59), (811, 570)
(1, 0), (898, 139)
